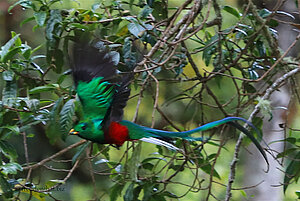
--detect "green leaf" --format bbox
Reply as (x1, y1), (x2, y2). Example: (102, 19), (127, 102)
(200, 162), (221, 179)
(2, 47), (22, 63)
(234, 28), (247, 37)
(46, 10), (62, 40)
(151, 195), (167, 201)
(46, 97), (63, 144)
(276, 11), (295, 19)
(268, 19), (279, 27)
(142, 183), (155, 201)
(34, 11), (47, 27)
(240, 190), (247, 198)
(139, 5), (153, 20)
(223, 6), (241, 19)
(0, 174), (13, 198)
(141, 33), (156, 46)
(160, 191), (178, 199)
(259, 8), (272, 18)
(94, 158), (109, 165)
(1, 125), (20, 135)
(285, 137), (297, 144)
(27, 133), (35, 138)
(146, 0), (154, 7)
(142, 157), (167, 164)
(284, 151), (300, 192)
(128, 22), (146, 38)
(0, 140), (18, 161)
(133, 185), (142, 199)
(52, 49), (64, 73)
(8, 0), (30, 13)
(0, 163), (23, 175)
(11, 31), (22, 46)
(127, 142), (141, 182)
(202, 34), (218, 66)
(276, 148), (297, 159)
(123, 37), (137, 69)
(2, 71), (14, 81)
(0, 34), (21, 62)
(29, 84), (59, 94)
(69, 23), (90, 30)
(141, 162), (154, 171)
(20, 17), (35, 27)
(22, 190), (48, 201)
(48, 0), (62, 6)
(21, 44), (32, 60)
(72, 142), (90, 165)
(151, 0), (168, 21)
(108, 51), (120, 66)
(123, 37), (132, 58)
(21, 98), (40, 111)
(30, 62), (44, 77)
(124, 183), (134, 201)
(2, 80), (17, 107)
(256, 40), (266, 57)
(248, 69), (259, 80)
(19, 0), (35, 9)
(60, 99), (76, 137)
(296, 191), (300, 199)
(32, 43), (44, 54)
(110, 183), (124, 201)
(91, 3), (101, 12)
(243, 82), (256, 93)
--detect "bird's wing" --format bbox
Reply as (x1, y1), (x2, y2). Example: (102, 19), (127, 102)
(72, 41), (116, 85)
(76, 78), (116, 119)
(105, 74), (133, 122)
(72, 41), (117, 119)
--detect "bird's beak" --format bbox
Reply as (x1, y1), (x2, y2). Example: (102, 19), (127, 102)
(69, 129), (79, 135)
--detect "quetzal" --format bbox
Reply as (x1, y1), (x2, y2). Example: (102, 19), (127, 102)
(69, 41), (268, 163)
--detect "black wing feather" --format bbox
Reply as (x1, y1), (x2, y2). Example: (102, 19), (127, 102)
(110, 74), (133, 122)
(71, 40), (133, 124)
(102, 73), (133, 129)
(72, 41), (116, 84)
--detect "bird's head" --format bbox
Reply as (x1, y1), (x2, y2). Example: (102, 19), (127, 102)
(69, 122), (91, 137)
(69, 119), (105, 143)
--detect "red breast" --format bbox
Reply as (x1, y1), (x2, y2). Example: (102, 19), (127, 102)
(105, 122), (129, 146)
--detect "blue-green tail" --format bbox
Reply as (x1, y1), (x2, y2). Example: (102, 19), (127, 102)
(144, 117), (257, 138)
(121, 117), (268, 164)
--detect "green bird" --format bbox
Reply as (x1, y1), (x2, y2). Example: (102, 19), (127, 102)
(69, 41), (268, 163)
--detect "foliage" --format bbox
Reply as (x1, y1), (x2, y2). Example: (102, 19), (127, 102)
(0, 0), (299, 200)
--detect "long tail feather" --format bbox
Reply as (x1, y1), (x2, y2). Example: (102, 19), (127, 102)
(140, 137), (182, 152)
(227, 122), (268, 165)
(122, 117), (268, 164)
(142, 117), (254, 137)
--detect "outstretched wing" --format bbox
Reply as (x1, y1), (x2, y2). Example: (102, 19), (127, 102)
(71, 41), (117, 119)
(72, 41), (116, 85)
(102, 73), (133, 129)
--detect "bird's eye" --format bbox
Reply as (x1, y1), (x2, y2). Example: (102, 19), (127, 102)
(81, 124), (87, 130)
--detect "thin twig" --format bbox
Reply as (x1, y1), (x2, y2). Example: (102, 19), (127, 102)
(23, 140), (86, 170)
(86, 146), (97, 199)
(147, 68), (159, 128)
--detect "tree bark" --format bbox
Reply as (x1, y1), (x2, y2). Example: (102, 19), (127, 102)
(243, 0), (298, 200)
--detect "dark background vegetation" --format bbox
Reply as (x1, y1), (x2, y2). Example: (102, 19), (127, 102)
(0, 0), (300, 200)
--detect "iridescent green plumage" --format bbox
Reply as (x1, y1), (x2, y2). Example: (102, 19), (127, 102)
(77, 77), (115, 119)
(69, 40), (268, 164)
